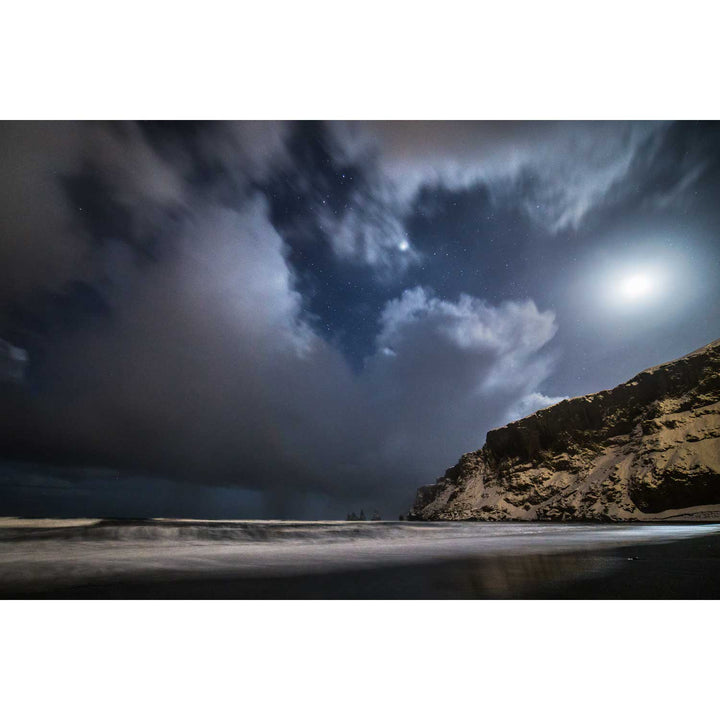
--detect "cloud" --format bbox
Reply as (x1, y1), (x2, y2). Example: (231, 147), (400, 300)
(322, 121), (666, 270)
(0, 121), (293, 310)
(357, 288), (559, 502)
(505, 392), (568, 424)
(2, 234), (560, 516)
(0, 122), (87, 304)
(0, 121), (565, 518)
(0, 338), (28, 383)
(320, 190), (420, 276)
(377, 287), (557, 359)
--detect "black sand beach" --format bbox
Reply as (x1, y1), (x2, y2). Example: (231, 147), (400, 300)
(2, 519), (720, 599)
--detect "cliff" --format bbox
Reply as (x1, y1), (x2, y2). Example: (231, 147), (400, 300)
(409, 338), (720, 521)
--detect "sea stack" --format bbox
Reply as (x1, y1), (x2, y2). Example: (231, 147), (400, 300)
(409, 338), (720, 522)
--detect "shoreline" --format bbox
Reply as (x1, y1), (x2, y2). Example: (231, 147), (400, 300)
(2, 519), (720, 599)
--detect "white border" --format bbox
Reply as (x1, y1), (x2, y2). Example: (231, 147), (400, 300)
(2, 1), (719, 119)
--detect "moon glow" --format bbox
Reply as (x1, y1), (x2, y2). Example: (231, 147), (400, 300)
(619, 273), (654, 301)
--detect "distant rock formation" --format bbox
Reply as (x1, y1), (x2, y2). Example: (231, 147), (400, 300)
(409, 339), (720, 522)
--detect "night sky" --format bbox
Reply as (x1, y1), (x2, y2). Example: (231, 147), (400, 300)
(1, 120), (719, 519)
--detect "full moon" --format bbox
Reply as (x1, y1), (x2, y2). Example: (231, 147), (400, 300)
(619, 273), (654, 300)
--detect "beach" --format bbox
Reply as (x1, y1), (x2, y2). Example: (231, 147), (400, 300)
(2, 518), (720, 599)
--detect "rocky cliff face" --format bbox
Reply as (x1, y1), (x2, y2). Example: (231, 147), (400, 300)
(409, 339), (720, 522)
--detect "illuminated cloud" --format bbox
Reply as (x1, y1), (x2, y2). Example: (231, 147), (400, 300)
(322, 121), (665, 271)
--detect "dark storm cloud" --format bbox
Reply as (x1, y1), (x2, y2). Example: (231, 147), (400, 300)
(0, 121), (291, 305)
(0, 187), (560, 514)
(0, 122), (87, 303)
(2, 121), (717, 518)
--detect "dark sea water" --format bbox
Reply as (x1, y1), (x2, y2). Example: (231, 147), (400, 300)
(2, 518), (720, 599)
